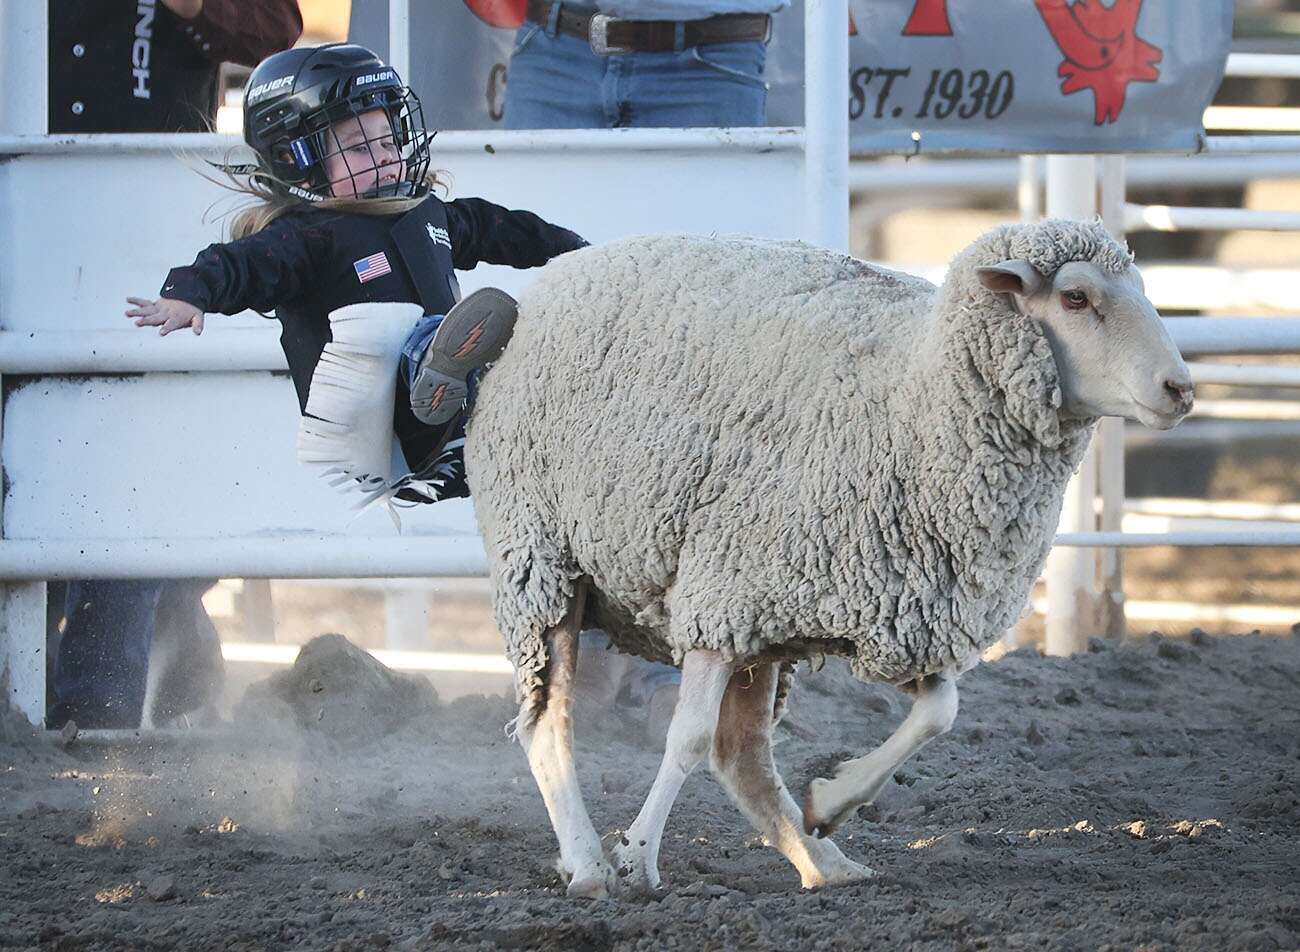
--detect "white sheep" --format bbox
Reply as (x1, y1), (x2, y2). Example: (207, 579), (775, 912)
(464, 219), (1193, 897)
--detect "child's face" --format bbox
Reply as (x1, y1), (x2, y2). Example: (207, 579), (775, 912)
(324, 108), (405, 198)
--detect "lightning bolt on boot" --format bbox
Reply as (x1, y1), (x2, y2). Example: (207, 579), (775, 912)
(409, 287), (519, 426)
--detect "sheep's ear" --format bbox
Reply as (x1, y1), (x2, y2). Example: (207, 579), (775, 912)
(976, 260), (1042, 296)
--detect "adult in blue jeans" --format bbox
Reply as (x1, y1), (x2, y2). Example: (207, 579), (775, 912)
(49, 581), (161, 729)
(504, 1), (785, 129)
(505, 0), (790, 746)
(45, 0), (302, 730)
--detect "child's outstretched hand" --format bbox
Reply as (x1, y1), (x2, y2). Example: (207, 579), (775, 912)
(126, 297), (205, 336)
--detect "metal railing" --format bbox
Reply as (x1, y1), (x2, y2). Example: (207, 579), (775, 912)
(0, 0), (853, 725)
(1039, 57), (1300, 652)
(5, 22), (1300, 723)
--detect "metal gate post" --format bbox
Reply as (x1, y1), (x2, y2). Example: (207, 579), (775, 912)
(0, 1), (49, 724)
(804, 0), (850, 253)
(0, 0), (47, 135)
(1098, 155), (1129, 637)
(0, 378), (47, 725)
(387, 0), (410, 92)
(1044, 155), (1099, 656)
(1018, 156), (1042, 222)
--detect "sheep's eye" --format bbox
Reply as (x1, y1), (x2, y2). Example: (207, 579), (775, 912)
(1061, 290), (1089, 310)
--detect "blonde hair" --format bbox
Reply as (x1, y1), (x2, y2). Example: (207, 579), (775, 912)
(201, 157), (449, 240)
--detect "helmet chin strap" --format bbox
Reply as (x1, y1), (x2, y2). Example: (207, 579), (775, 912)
(361, 180), (427, 200)
(205, 159), (328, 202)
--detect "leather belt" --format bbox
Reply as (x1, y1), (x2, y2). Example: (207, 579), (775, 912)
(524, 1), (772, 55)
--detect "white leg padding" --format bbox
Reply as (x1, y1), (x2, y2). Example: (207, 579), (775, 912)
(613, 650), (732, 889)
(804, 672), (959, 837)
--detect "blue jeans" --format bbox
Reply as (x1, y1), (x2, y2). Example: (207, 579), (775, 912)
(51, 580), (162, 728)
(399, 312), (482, 414)
(397, 314), (476, 501)
(400, 313), (444, 392)
(50, 580), (222, 729)
(504, 24), (768, 129)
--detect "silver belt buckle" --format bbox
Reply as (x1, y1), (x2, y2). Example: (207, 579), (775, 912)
(589, 14), (629, 55)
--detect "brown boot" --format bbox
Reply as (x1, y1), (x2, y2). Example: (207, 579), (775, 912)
(410, 287), (518, 426)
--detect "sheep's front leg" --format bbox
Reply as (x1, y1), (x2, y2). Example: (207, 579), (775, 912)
(803, 672), (959, 838)
(711, 664), (874, 889)
(612, 650), (732, 890)
(515, 582), (614, 899)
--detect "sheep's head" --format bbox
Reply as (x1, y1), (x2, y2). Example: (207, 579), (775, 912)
(975, 255), (1193, 431)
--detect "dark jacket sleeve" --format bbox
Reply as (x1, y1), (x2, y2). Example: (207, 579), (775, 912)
(160, 215), (325, 315)
(180, 0), (304, 67)
(445, 198), (588, 272)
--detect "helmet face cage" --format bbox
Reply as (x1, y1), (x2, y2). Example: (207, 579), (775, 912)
(300, 83), (432, 199)
(243, 46), (433, 202)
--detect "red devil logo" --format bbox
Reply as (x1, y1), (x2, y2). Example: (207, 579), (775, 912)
(1035, 0), (1162, 125)
(463, 0), (526, 29)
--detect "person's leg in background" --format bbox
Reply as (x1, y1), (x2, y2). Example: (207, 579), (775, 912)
(623, 40), (769, 129)
(147, 580), (225, 726)
(45, 581), (67, 717)
(503, 17), (613, 128)
(49, 579), (163, 729)
(505, 31), (768, 131)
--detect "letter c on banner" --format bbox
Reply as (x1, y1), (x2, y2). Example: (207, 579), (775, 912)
(487, 63), (507, 121)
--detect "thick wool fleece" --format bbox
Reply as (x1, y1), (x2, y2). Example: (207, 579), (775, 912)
(467, 220), (1124, 718)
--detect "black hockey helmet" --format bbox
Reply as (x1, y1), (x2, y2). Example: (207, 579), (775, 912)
(242, 43), (432, 200)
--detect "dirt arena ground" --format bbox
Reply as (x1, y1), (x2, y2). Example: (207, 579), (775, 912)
(9, 164), (1300, 952)
(3, 629), (1298, 951)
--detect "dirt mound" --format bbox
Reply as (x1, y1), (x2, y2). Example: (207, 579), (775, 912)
(234, 633), (437, 744)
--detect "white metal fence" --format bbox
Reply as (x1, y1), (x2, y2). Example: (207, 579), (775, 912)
(1038, 57), (1300, 653)
(3, 7), (1299, 723)
(0, 3), (851, 724)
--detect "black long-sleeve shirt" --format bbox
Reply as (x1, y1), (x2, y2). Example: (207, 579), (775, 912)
(162, 193), (586, 465)
(49, 0), (303, 133)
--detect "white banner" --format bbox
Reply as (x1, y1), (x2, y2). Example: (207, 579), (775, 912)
(348, 0), (1232, 153)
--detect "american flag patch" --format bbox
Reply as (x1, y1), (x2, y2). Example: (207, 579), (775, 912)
(353, 252), (392, 283)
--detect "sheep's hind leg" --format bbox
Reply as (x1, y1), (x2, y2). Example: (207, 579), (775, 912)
(711, 664), (874, 889)
(803, 672), (958, 838)
(515, 582), (615, 899)
(612, 649), (732, 891)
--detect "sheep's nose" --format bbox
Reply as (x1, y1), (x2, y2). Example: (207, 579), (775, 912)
(1164, 378), (1194, 414)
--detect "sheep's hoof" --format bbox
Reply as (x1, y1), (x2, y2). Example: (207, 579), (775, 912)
(611, 840), (660, 892)
(566, 873), (612, 900)
(802, 777), (847, 838)
(557, 854), (616, 900)
(801, 858), (877, 890)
